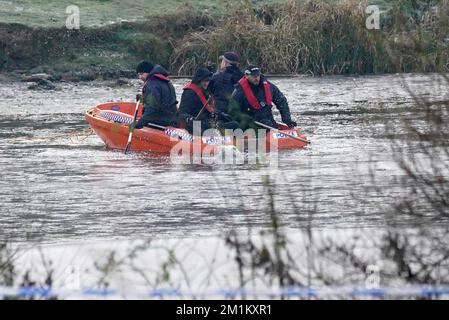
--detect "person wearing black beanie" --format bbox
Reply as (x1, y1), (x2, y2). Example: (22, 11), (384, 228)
(136, 60), (154, 75)
(230, 65), (297, 130)
(134, 60), (178, 129)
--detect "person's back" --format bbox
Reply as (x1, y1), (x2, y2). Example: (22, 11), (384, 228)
(135, 62), (178, 129)
(210, 52), (243, 113)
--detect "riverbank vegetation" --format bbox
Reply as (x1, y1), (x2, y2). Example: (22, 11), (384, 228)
(1, 0), (447, 78)
(173, 0), (449, 75)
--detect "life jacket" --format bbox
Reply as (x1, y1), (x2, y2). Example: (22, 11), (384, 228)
(184, 82), (215, 113)
(238, 76), (272, 110)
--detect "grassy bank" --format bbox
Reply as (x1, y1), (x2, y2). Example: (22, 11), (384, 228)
(0, 0), (287, 27)
(0, 0), (448, 78)
(0, 5), (217, 77)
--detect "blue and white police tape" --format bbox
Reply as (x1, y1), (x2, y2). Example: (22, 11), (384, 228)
(99, 111), (134, 125)
(1, 285), (449, 299)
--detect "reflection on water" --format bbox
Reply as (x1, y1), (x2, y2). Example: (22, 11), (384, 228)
(0, 74), (448, 244)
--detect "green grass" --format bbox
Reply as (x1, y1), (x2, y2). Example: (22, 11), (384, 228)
(0, 0), (287, 27)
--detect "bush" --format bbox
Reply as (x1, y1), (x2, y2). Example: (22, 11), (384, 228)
(170, 0), (449, 75)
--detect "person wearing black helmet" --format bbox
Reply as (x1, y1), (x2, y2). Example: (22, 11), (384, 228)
(134, 60), (178, 129)
(178, 66), (239, 134)
(230, 65), (297, 130)
(209, 51), (244, 114)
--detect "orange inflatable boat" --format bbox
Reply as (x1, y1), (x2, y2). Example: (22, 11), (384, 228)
(85, 102), (308, 154)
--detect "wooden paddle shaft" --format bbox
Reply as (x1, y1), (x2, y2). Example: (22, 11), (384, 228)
(195, 96), (212, 121)
(124, 100), (141, 154)
(254, 121), (309, 144)
(147, 123), (166, 130)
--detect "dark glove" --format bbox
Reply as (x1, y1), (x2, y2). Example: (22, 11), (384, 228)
(136, 94), (142, 102)
(286, 121), (297, 128)
(210, 112), (219, 121)
(134, 121), (144, 129)
(185, 116), (194, 125)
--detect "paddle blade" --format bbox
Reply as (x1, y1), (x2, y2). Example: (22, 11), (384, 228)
(124, 101), (140, 154)
(124, 140), (132, 154)
(124, 127), (134, 154)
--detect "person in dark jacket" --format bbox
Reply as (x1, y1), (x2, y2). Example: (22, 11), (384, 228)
(134, 60), (178, 129)
(230, 65), (297, 130)
(178, 66), (239, 134)
(210, 52), (244, 114)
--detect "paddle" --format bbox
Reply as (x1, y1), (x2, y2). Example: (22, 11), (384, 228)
(195, 96), (212, 121)
(146, 122), (166, 130)
(254, 121), (309, 144)
(124, 100), (141, 154)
